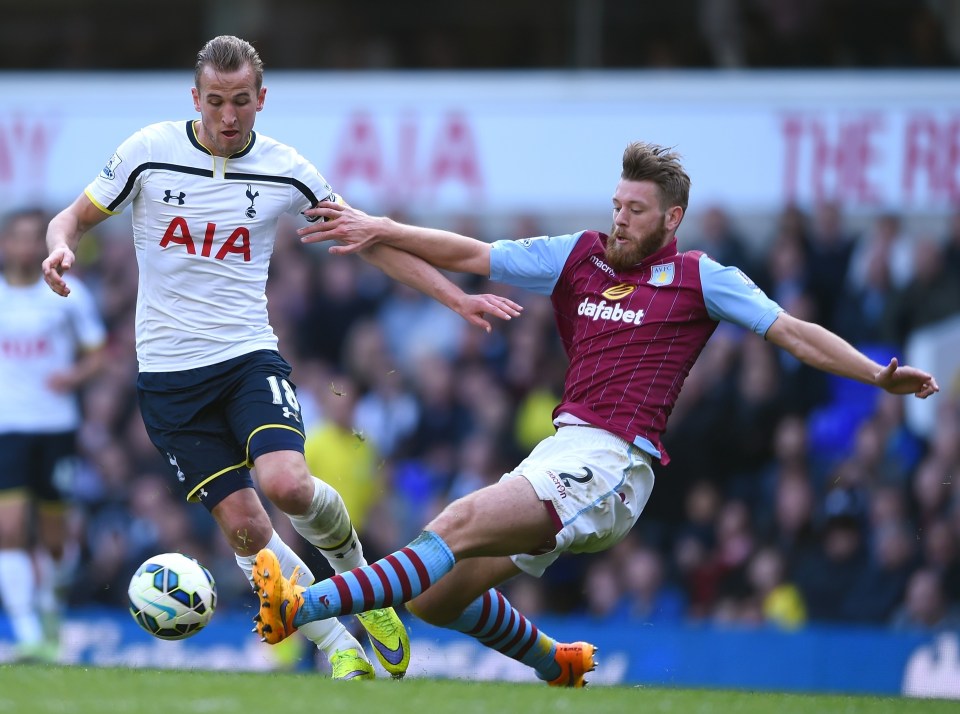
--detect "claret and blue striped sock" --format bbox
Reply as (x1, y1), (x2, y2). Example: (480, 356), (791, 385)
(444, 588), (561, 681)
(294, 530), (455, 626)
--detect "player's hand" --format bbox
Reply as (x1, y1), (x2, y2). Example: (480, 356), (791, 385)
(42, 245), (75, 297)
(46, 371), (77, 393)
(874, 357), (939, 398)
(299, 201), (384, 255)
(454, 293), (524, 333)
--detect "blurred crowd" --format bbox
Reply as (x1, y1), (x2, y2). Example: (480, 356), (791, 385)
(13, 200), (960, 634)
(1, 0), (957, 71)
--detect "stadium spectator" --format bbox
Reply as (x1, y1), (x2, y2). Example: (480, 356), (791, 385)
(846, 212), (914, 296)
(693, 204), (758, 276)
(844, 520), (919, 624)
(922, 518), (960, 603)
(802, 200), (856, 333)
(303, 373), (381, 535)
(615, 541), (687, 623)
(294, 255), (381, 369)
(744, 545), (806, 630)
(792, 487), (870, 622)
(891, 567), (960, 631)
(250, 140), (938, 687)
(884, 236), (960, 348)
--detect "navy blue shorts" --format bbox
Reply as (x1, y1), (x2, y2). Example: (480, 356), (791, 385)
(0, 431), (78, 504)
(137, 350), (306, 510)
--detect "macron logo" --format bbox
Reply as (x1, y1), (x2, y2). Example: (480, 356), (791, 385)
(590, 255), (616, 276)
(577, 297), (645, 325)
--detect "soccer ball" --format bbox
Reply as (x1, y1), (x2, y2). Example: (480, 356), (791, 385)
(128, 552), (217, 640)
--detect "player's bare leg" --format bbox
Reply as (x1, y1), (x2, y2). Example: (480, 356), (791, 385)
(254, 451), (409, 677)
(213, 488), (373, 679)
(254, 478), (596, 684)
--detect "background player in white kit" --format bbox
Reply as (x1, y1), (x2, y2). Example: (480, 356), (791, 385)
(41, 35), (520, 679)
(0, 207), (106, 662)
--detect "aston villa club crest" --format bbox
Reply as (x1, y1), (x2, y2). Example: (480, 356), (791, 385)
(648, 263), (675, 286)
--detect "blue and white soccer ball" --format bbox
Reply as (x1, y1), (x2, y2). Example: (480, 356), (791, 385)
(128, 552), (217, 640)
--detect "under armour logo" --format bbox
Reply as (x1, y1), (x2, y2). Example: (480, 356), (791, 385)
(163, 190), (186, 205)
(281, 406), (300, 422)
(199, 488), (209, 499)
(245, 184), (259, 218)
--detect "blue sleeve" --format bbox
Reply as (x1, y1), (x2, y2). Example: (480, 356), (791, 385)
(699, 255), (783, 337)
(489, 232), (583, 295)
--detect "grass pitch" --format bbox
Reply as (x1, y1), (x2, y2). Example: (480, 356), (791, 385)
(1, 664), (956, 714)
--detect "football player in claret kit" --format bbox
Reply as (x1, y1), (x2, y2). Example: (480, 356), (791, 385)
(0, 207), (106, 662)
(41, 34), (520, 679)
(250, 141), (940, 687)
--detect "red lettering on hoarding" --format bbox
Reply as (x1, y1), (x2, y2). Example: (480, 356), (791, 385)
(903, 115), (960, 205)
(332, 112), (383, 185)
(0, 116), (57, 185)
(781, 113), (884, 206)
(428, 112), (481, 190)
(781, 116), (804, 202)
(330, 111), (484, 207)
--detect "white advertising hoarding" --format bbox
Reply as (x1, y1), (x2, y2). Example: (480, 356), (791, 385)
(1, 70), (958, 215)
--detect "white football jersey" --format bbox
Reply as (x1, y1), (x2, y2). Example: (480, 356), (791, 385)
(85, 120), (337, 372)
(0, 275), (106, 432)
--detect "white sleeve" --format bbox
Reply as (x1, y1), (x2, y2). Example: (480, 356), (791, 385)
(84, 129), (148, 215)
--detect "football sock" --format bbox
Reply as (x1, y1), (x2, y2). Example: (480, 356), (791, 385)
(0, 549), (43, 645)
(296, 530), (455, 626)
(34, 547), (70, 644)
(288, 479), (366, 572)
(236, 530), (356, 653)
(444, 588), (560, 681)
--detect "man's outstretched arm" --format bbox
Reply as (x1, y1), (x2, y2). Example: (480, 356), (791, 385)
(358, 242), (521, 333)
(764, 312), (939, 398)
(299, 201), (492, 276)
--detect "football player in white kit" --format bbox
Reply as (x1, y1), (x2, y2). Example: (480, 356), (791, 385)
(41, 35), (521, 679)
(0, 207), (107, 661)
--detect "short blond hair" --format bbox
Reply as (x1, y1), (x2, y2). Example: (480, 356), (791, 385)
(195, 35), (264, 90)
(621, 142), (690, 211)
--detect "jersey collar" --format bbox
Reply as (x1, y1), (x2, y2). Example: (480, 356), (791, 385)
(185, 120), (257, 159)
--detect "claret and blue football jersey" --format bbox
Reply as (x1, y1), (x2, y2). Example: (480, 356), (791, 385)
(490, 231), (783, 464)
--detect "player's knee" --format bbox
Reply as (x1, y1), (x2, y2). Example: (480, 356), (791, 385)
(255, 454), (314, 513)
(212, 497), (273, 554)
(0, 505), (27, 548)
(426, 498), (479, 556)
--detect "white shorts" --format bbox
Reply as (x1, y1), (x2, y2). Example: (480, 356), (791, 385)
(504, 425), (655, 577)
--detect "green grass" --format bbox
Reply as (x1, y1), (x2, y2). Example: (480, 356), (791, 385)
(1, 665), (956, 714)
